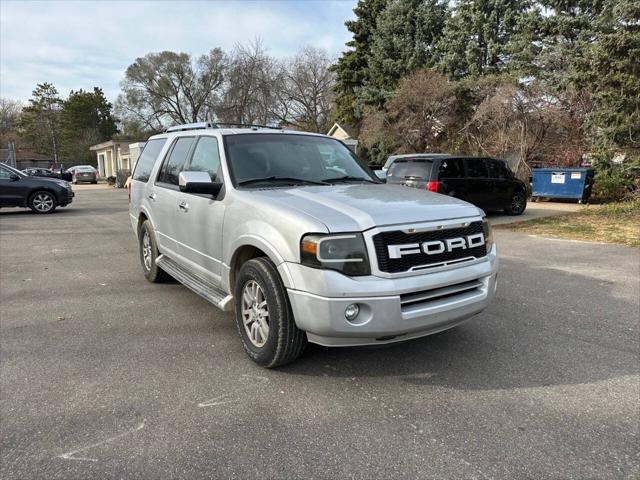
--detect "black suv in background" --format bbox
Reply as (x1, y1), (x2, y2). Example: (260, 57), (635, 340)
(0, 163), (74, 213)
(23, 167), (73, 182)
(386, 155), (528, 215)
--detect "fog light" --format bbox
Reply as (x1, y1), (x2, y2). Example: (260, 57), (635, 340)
(344, 303), (360, 321)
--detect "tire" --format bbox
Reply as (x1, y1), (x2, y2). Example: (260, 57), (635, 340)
(234, 257), (306, 368)
(138, 220), (170, 283)
(91, 181), (98, 184)
(505, 191), (527, 215)
(28, 190), (57, 214)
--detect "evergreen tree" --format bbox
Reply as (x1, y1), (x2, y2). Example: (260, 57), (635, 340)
(585, 0), (640, 161)
(438, 0), (536, 79)
(59, 88), (118, 164)
(362, 0), (448, 107)
(330, 0), (389, 124)
(536, 0), (606, 87)
(18, 83), (63, 161)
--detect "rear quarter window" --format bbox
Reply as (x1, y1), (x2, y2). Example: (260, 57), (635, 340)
(132, 138), (167, 182)
(465, 159), (489, 178)
(438, 158), (465, 178)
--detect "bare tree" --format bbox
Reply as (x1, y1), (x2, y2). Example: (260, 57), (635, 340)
(463, 81), (556, 176)
(386, 69), (456, 152)
(0, 98), (22, 140)
(117, 49), (227, 130)
(360, 69), (457, 163)
(272, 47), (335, 133)
(217, 39), (278, 125)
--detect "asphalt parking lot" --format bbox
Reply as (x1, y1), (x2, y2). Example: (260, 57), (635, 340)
(1, 189), (638, 479)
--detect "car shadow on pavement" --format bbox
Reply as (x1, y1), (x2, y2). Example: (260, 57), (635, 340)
(0, 206), (125, 216)
(280, 257), (638, 392)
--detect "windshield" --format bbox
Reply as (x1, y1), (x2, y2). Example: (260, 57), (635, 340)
(224, 134), (377, 187)
(1, 163), (26, 177)
(387, 159), (433, 182)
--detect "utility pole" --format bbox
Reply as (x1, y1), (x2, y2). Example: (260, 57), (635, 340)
(7, 141), (16, 168)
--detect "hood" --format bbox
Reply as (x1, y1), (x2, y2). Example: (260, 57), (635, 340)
(246, 184), (482, 232)
(30, 176), (68, 188)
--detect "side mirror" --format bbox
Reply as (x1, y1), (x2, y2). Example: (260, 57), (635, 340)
(9, 174), (20, 181)
(179, 171), (222, 196)
(374, 170), (387, 182)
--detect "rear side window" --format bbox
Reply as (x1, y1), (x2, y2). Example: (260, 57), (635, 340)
(188, 136), (221, 181)
(487, 159), (511, 179)
(157, 137), (195, 186)
(132, 138), (167, 182)
(438, 158), (465, 178)
(387, 160), (433, 181)
(465, 158), (488, 178)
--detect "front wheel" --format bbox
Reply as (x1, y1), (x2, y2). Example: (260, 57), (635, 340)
(28, 191), (57, 214)
(234, 257), (306, 368)
(138, 220), (170, 283)
(506, 191), (527, 215)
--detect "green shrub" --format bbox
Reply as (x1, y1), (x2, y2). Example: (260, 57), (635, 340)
(592, 169), (633, 202)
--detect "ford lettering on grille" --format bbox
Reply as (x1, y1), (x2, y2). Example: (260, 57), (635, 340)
(372, 221), (487, 274)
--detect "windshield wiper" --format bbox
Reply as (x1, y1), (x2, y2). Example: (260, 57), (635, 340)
(238, 176), (329, 187)
(322, 175), (379, 184)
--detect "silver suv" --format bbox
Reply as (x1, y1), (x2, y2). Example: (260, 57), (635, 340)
(129, 123), (498, 367)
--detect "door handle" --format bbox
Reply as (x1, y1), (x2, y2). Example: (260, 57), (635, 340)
(178, 200), (189, 212)
(148, 193), (156, 201)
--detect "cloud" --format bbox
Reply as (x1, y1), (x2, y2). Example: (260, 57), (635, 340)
(0, 0), (355, 101)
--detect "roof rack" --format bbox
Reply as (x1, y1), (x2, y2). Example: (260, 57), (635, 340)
(213, 122), (283, 130)
(165, 122), (216, 133)
(165, 121), (283, 133)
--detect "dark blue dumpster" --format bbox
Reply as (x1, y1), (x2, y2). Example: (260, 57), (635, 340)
(532, 168), (594, 203)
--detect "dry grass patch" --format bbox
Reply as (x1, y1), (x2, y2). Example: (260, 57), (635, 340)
(496, 201), (640, 248)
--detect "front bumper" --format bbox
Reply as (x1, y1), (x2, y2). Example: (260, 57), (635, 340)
(283, 246), (498, 347)
(60, 188), (74, 206)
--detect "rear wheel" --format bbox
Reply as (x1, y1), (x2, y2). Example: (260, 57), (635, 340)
(506, 191), (527, 215)
(138, 220), (170, 283)
(234, 257), (306, 367)
(28, 191), (57, 214)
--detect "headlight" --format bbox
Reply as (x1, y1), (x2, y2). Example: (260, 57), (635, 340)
(482, 218), (494, 252)
(300, 233), (370, 276)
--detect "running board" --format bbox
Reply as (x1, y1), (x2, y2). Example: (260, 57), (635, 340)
(156, 255), (234, 312)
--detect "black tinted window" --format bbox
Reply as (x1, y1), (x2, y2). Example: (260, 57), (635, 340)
(132, 138), (166, 182)
(387, 160), (433, 181)
(465, 159), (488, 178)
(188, 136), (220, 181)
(438, 158), (465, 178)
(158, 137), (194, 185)
(486, 159), (505, 178)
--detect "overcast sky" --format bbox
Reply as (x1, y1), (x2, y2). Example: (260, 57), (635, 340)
(0, 0), (356, 103)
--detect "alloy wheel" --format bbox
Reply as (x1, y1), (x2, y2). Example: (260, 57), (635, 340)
(32, 193), (54, 212)
(511, 193), (525, 214)
(142, 230), (152, 271)
(241, 280), (270, 348)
